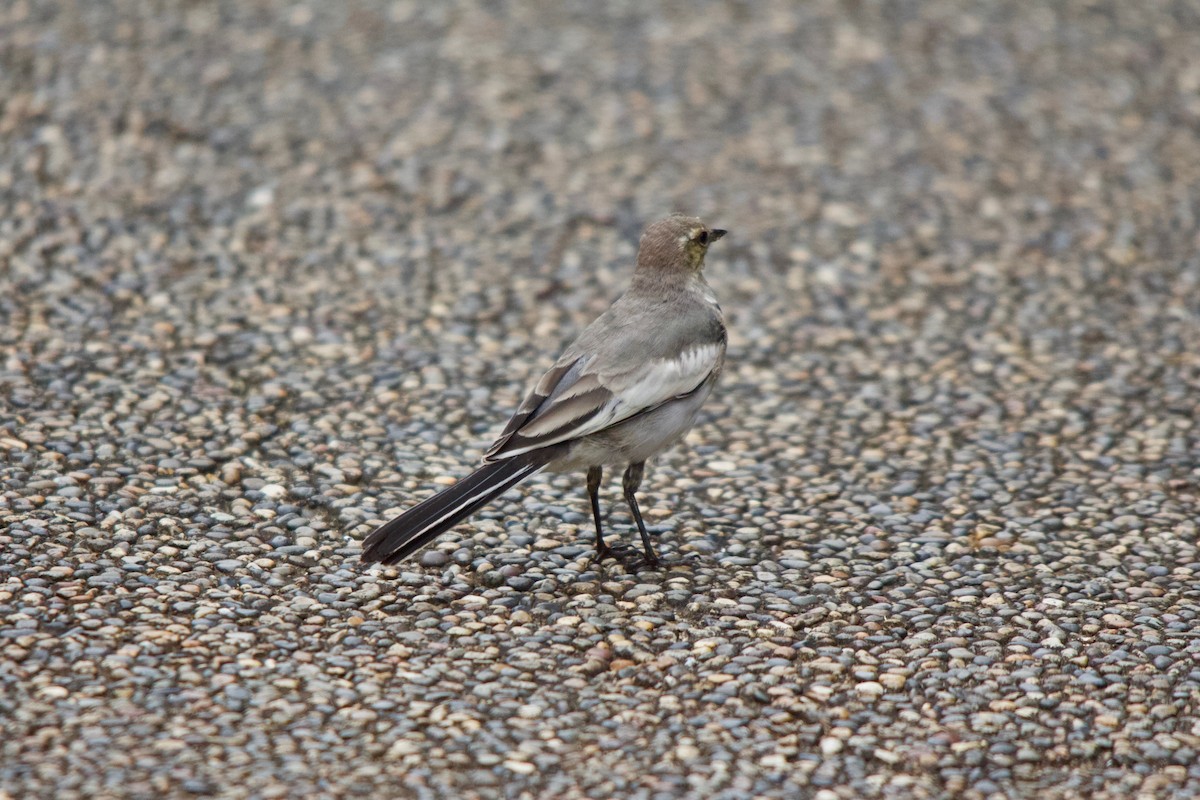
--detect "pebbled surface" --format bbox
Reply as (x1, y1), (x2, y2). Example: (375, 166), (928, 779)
(2, 1), (1199, 798)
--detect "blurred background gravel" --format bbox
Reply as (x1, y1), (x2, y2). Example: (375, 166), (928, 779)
(3, 1), (1200, 798)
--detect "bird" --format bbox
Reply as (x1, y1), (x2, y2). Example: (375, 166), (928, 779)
(361, 213), (727, 568)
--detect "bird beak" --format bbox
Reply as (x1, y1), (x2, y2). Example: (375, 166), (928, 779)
(710, 229), (727, 242)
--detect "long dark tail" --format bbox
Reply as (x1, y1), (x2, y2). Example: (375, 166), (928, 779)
(361, 446), (565, 565)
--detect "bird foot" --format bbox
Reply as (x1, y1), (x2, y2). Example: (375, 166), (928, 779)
(593, 542), (662, 572)
(592, 541), (631, 564)
(627, 553), (663, 573)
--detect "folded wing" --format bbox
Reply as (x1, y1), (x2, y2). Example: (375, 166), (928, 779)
(484, 341), (723, 462)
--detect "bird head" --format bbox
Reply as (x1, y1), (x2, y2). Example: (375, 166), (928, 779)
(636, 213), (727, 274)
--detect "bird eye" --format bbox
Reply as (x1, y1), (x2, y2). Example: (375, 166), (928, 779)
(696, 230), (710, 246)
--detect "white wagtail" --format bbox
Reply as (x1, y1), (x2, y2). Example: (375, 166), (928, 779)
(361, 214), (727, 567)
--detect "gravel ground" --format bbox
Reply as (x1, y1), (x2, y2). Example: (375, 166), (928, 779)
(3, 1), (1200, 798)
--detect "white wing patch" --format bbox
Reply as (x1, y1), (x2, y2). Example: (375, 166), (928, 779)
(615, 343), (722, 414)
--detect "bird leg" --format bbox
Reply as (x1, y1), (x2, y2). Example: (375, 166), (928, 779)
(622, 461), (660, 567)
(587, 466), (613, 562)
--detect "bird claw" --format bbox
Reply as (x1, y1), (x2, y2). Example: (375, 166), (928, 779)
(627, 554), (662, 572)
(592, 542), (632, 564)
(593, 542), (662, 572)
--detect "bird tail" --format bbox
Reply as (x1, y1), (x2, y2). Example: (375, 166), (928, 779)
(361, 446), (565, 565)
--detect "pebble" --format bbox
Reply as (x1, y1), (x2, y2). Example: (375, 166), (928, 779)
(419, 551), (449, 568)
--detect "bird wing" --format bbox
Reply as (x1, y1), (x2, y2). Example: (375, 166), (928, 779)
(483, 338), (724, 462)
